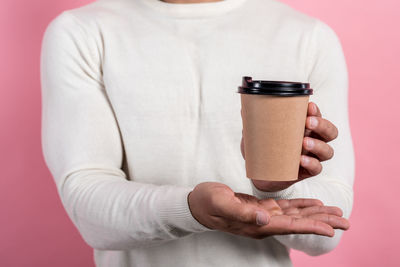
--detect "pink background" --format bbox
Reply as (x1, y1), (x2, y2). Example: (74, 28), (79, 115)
(1, 0), (399, 266)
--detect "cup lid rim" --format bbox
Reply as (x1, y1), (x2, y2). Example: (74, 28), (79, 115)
(238, 76), (313, 96)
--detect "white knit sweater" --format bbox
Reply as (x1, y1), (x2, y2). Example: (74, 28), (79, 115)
(40, 0), (355, 266)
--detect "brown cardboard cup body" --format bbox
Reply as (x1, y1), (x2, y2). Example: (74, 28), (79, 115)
(241, 94), (309, 181)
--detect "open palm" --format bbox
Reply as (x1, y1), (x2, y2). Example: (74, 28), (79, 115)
(188, 182), (349, 239)
(233, 190), (348, 238)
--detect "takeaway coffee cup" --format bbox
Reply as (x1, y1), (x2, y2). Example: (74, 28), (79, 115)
(238, 76), (313, 182)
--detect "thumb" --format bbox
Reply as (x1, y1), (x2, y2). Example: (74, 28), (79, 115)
(217, 198), (270, 226)
(255, 210), (269, 226)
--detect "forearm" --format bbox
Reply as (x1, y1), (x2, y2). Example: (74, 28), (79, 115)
(40, 12), (210, 251)
(58, 166), (210, 250)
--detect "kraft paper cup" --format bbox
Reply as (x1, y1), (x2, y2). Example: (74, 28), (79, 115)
(238, 76), (313, 182)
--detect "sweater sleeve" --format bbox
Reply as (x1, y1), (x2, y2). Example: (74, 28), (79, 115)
(40, 11), (211, 251)
(251, 19), (355, 256)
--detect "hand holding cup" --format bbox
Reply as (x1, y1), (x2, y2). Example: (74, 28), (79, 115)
(241, 101), (339, 192)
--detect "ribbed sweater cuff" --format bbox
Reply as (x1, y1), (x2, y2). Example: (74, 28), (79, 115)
(158, 186), (212, 234)
(250, 180), (296, 200)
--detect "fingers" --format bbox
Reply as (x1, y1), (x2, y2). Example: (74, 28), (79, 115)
(307, 102), (322, 117)
(261, 216), (335, 237)
(303, 128), (313, 138)
(276, 198), (324, 209)
(281, 206), (349, 230)
(306, 116), (338, 142)
(299, 205), (343, 217)
(307, 214), (350, 230)
(304, 102), (320, 137)
(300, 155), (322, 176)
(303, 137), (334, 161)
(213, 195), (349, 239)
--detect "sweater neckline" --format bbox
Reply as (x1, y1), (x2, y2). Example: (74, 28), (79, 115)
(137, 0), (248, 19)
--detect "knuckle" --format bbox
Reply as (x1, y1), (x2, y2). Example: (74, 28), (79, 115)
(321, 143), (334, 160)
(325, 120), (332, 131)
(316, 118), (327, 134)
(326, 121), (338, 140)
(310, 159), (322, 175)
(327, 125), (335, 138)
(322, 121), (332, 136)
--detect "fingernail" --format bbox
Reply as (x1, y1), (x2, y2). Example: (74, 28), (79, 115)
(309, 117), (318, 129)
(301, 155), (309, 165)
(255, 211), (268, 226)
(306, 138), (314, 149)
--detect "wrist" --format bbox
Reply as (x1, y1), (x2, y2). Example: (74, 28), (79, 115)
(187, 191), (213, 230)
(157, 186), (211, 233)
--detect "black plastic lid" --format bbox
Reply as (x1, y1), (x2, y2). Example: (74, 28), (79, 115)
(237, 76), (313, 96)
